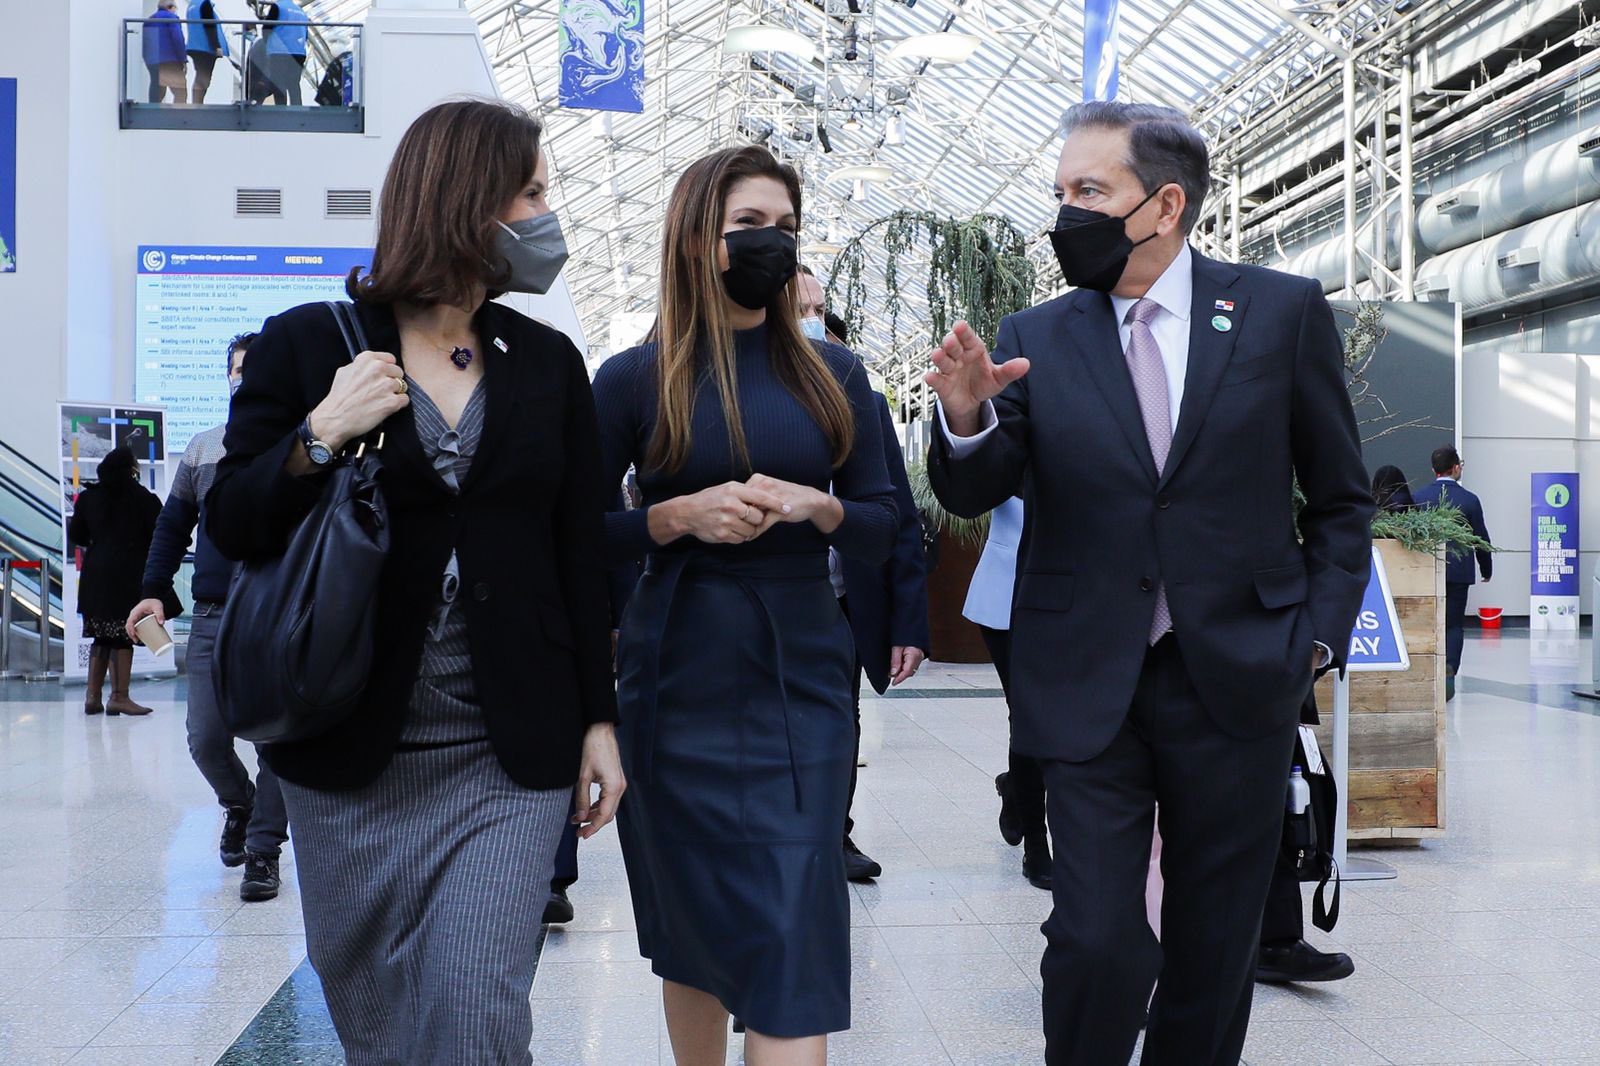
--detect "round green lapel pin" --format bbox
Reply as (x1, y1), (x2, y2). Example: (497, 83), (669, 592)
(1211, 315), (1233, 332)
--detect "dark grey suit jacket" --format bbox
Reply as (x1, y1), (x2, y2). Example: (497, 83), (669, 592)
(929, 249), (1374, 763)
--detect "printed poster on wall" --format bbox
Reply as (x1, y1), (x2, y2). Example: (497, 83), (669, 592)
(58, 401), (175, 682)
(1530, 472), (1580, 631)
(0, 77), (16, 272)
(559, 0), (645, 113)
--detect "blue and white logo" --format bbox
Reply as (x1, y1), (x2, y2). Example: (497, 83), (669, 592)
(142, 249), (167, 272)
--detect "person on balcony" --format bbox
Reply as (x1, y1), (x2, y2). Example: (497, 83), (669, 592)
(141, 0), (188, 105)
(248, 0), (309, 106)
(184, 0), (230, 105)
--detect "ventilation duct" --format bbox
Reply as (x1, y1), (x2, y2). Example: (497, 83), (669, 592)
(235, 188), (282, 218)
(1416, 124), (1600, 255)
(1414, 198), (1600, 314)
(325, 189), (373, 219)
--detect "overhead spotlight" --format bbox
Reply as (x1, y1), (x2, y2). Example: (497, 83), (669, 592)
(817, 122), (834, 154)
(883, 113), (905, 146)
(843, 23), (859, 61)
(852, 178), (866, 201)
(843, 113), (862, 131)
(832, 163), (895, 184)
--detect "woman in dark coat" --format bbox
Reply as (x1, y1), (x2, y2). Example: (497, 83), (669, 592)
(68, 446), (163, 716)
(1372, 464), (1415, 512)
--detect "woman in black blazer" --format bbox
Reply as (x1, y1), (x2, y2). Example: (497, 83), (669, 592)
(205, 100), (623, 1066)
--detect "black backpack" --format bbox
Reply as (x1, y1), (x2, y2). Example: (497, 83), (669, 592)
(315, 52), (351, 107)
(1282, 726), (1341, 933)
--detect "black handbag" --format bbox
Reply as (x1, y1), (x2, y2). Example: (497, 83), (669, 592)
(214, 301), (390, 744)
(1282, 726), (1341, 932)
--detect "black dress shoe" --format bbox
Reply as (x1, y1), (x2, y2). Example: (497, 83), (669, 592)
(1256, 940), (1355, 983)
(843, 838), (882, 882)
(543, 886), (575, 925)
(1022, 833), (1053, 890)
(995, 773), (1024, 847)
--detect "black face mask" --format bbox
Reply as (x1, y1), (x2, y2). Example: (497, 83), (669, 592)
(1048, 187), (1163, 293)
(721, 227), (798, 311)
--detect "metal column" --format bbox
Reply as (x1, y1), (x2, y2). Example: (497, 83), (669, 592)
(1399, 58), (1417, 300)
(1342, 58), (1359, 297)
(0, 563), (19, 680)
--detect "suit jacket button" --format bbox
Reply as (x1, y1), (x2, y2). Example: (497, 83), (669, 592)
(472, 582), (491, 602)
(1157, 496), (1171, 510)
(1139, 577), (1155, 592)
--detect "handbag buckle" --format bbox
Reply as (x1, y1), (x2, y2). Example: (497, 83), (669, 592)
(354, 432), (386, 459)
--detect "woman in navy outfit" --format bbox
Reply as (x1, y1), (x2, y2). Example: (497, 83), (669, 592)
(592, 145), (896, 1065)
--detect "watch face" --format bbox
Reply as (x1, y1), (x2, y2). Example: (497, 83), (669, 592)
(308, 442), (334, 466)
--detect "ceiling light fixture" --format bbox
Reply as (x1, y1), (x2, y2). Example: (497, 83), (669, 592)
(832, 163), (895, 184)
(883, 113), (905, 146)
(886, 32), (980, 64)
(724, 24), (819, 61)
(852, 179), (867, 201)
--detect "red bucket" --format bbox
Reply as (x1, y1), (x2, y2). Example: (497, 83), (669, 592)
(1477, 607), (1503, 629)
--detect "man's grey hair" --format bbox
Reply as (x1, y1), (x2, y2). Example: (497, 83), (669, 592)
(1060, 102), (1212, 234)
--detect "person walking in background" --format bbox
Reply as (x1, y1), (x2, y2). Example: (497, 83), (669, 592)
(965, 496), (1052, 890)
(185, 0), (229, 105)
(798, 267), (930, 884)
(925, 101), (1373, 1065)
(126, 332), (288, 904)
(141, 0), (188, 105)
(69, 447), (164, 718)
(1371, 464), (1415, 512)
(248, 0), (309, 106)
(593, 144), (897, 1064)
(1411, 445), (1492, 700)
(205, 100), (624, 1065)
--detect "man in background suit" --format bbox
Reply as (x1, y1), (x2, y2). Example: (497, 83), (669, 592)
(799, 268), (932, 882)
(1410, 445), (1492, 699)
(925, 101), (1373, 1064)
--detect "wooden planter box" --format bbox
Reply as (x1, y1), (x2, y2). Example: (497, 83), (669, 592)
(1311, 540), (1446, 841)
(925, 530), (990, 664)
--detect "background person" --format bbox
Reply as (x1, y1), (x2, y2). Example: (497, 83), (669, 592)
(798, 267), (930, 884)
(205, 100), (623, 1065)
(592, 144), (897, 1066)
(69, 447), (164, 718)
(1371, 464), (1414, 512)
(126, 332), (287, 903)
(1411, 445), (1492, 699)
(141, 0), (188, 105)
(924, 101), (1373, 1065)
(184, 0), (229, 105)
(248, 0), (308, 106)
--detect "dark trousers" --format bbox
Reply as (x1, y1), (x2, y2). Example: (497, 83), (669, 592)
(187, 606), (288, 857)
(552, 801), (579, 892)
(266, 52), (305, 105)
(1259, 839), (1303, 946)
(1445, 582), (1470, 675)
(979, 625), (1047, 838)
(189, 51), (218, 104)
(145, 63), (163, 104)
(841, 595), (864, 839)
(1040, 636), (1297, 1066)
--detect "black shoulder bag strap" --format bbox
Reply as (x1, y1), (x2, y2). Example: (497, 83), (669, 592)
(325, 300), (370, 365)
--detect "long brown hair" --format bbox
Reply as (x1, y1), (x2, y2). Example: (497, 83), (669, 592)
(347, 99), (542, 307)
(646, 146), (855, 475)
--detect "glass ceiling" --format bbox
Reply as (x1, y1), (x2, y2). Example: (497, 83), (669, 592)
(301, 0), (1385, 374)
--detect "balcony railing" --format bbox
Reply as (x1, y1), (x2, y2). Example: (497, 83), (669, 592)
(120, 17), (364, 133)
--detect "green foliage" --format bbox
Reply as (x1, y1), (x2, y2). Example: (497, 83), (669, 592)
(1372, 503), (1495, 559)
(905, 462), (989, 549)
(825, 210), (1035, 357)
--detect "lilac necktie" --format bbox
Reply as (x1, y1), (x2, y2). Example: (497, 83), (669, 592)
(1126, 298), (1173, 644)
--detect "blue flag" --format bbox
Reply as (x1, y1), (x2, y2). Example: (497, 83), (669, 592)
(559, 0), (645, 114)
(1082, 0), (1120, 102)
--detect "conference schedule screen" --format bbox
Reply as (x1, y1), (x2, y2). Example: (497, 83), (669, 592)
(136, 245), (369, 454)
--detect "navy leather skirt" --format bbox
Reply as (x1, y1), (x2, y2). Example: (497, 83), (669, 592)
(615, 550), (854, 1037)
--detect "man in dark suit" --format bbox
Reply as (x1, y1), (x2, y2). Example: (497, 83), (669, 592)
(925, 102), (1373, 1065)
(1410, 445), (1492, 698)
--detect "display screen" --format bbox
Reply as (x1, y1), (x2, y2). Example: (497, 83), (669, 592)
(135, 245), (369, 454)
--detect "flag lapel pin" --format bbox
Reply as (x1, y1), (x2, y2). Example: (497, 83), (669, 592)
(1214, 299), (1235, 312)
(493, 337), (509, 352)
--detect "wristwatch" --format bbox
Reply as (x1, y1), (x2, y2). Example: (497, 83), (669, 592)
(297, 417), (335, 467)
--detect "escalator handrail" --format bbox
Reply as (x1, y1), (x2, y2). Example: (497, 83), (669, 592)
(0, 467), (62, 528)
(0, 436), (59, 491)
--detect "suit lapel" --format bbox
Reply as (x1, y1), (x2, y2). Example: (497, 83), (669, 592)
(1068, 289), (1159, 484)
(462, 303), (518, 492)
(1160, 252), (1248, 490)
(353, 302), (444, 491)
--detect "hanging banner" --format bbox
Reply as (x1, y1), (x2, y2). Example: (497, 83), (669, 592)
(58, 401), (175, 682)
(1530, 472), (1580, 630)
(1082, 0), (1120, 102)
(558, 0), (645, 114)
(0, 77), (16, 272)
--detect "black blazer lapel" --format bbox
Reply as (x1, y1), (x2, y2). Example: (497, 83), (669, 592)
(462, 303), (520, 492)
(1160, 252), (1248, 490)
(1069, 288), (1159, 483)
(349, 302), (444, 491)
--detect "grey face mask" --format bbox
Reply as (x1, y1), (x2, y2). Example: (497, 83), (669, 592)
(494, 214), (569, 295)
(229, 377), (243, 396)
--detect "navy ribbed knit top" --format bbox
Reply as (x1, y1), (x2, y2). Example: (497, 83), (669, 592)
(592, 322), (898, 566)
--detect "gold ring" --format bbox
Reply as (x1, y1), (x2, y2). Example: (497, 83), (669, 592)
(398, 379), (409, 394)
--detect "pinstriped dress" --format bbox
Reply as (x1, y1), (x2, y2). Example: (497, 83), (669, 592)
(279, 376), (570, 1066)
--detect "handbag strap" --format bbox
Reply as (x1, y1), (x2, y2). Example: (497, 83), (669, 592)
(325, 301), (383, 454)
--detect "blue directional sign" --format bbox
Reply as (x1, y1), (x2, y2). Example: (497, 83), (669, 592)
(1346, 545), (1410, 673)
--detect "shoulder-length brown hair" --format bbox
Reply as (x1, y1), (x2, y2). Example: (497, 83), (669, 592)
(347, 99), (542, 307)
(647, 145), (855, 476)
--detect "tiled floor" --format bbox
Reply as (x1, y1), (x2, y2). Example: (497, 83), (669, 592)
(2, 629), (1600, 1064)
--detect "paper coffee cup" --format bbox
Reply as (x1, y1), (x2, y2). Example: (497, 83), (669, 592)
(134, 614), (174, 656)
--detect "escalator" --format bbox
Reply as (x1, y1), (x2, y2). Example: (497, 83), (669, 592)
(0, 437), (65, 671)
